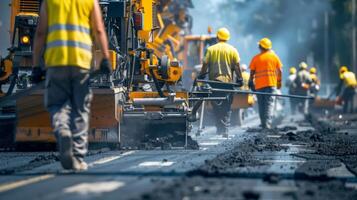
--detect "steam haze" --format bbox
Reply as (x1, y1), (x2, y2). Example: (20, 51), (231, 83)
(190, 0), (331, 92)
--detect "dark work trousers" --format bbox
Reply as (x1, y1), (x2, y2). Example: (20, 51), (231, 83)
(211, 93), (233, 134)
(289, 97), (298, 115)
(256, 87), (276, 129)
(342, 87), (356, 113)
(45, 67), (93, 162)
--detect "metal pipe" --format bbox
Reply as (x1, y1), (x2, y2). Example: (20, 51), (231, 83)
(189, 97), (227, 101)
(197, 101), (205, 135)
(208, 88), (314, 99)
(132, 97), (185, 106)
(196, 79), (242, 87)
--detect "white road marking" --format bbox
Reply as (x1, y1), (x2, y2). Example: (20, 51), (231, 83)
(261, 160), (306, 163)
(63, 181), (125, 196)
(267, 135), (281, 138)
(254, 185), (298, 192)
(138, 161), (175, 167)
(200, 142), (220, 146)
(0, 174), (55, 193)
(89, 151), (136, 166)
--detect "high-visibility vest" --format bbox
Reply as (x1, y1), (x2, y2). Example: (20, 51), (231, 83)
(249, 51), (283, 90)
(45, 0), (94, 69)
(204, 42), (240, 83)
(342, 71), (357, 88)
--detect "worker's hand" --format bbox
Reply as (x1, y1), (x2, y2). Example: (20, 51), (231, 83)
(302, 83), (310, 90)
(248, 79), (255, 91)
(100, 58), (112, 74)
(235, 78), (243, 87)
(336, 96), (343, 105)
(277, 81), (282, 89)
(31, 67), (45, 84)
(197, 73), (206, 79)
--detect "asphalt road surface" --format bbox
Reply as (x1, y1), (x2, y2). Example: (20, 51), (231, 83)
(1, 114), (357, 200)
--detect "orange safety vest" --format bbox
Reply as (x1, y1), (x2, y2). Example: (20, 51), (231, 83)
(249, 50), (282, 90)
(45, 0), (94, 69)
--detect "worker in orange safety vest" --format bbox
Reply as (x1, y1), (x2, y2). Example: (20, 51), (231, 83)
(249, 38), (283, 129)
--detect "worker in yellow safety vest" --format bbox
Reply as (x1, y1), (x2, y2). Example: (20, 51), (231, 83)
(285, 67), (297, 114)
(240, 64), (250, 90)
(294, 62), (312, 114)
(309, 67), (320, 97)
(199, 27), (243, 137)
(334, 66), (357, 113)
(32, 0), (111, 171)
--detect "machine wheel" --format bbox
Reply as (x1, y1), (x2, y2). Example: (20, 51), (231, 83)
(231, 109), (245, 127)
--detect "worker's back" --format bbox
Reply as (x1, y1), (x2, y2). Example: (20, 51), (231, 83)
(310, 74), (319, 84)
(342, 71), (357, 88)
(45, 0), (94, 69)
(295, 69), (311, 95)
(249, 50), (282, 90)
(204, 42), (240, 83)
(286, 74), (297, 94)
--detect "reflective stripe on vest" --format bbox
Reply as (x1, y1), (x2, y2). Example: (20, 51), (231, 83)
(48, 24), (91, 35)
(47, 40), (92, 52)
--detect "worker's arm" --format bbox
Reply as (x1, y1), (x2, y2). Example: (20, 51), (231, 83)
(249, 70), (255, 90)
(277, 67), (282, 89)
(328, 79), (343, 98)
(199, 50), (210, 79)
(336, 79), (343, 97)
(91, 0), (109, 59)
(198, 62), (208, 79)
(33, 1), (48, 67)
(248, 57), (256, 90)
(234, 62), (243, 85)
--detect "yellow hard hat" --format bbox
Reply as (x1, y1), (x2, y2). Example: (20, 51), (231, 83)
(310, 67), (317, 74)
(289, 67), (297, 74)
(339, 66), (348, 74)
(217, 27), (230, 41)
(299, 62), (308, 69)
(258, 38), (272, 50)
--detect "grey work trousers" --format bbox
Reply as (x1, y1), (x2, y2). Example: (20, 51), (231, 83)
(211, 94), (233, 134)
(45, 67), (93, 161)
(256, 87), (276, 129)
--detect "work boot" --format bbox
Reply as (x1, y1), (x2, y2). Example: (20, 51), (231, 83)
(222, 132), (229, 138)
(58, 132), (74, 170)
(73, 159), (88, 171)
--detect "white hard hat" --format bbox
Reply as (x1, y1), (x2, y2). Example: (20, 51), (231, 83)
(241, 64), (248, 71)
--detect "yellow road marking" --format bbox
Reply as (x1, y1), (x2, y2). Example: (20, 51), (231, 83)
(0, 174), (55, 193)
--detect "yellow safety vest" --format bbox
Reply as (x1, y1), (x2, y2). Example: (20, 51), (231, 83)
(45, 0), (94, 69)
(241, 71), (250, 90)
(341, 71), (357, 88)
(204, 42), (240, 83)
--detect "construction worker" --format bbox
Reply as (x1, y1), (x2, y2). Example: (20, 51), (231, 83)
(249, 38), (283, 129)
(199, 27), (242, 137)
(241, 64), (250, 90)
(294, 62), (312, 114)
(285, 67), (297, 114)
(335, 66), (357, 113)
(309, 67), (320, 97)
(32, 0), (110, 171)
